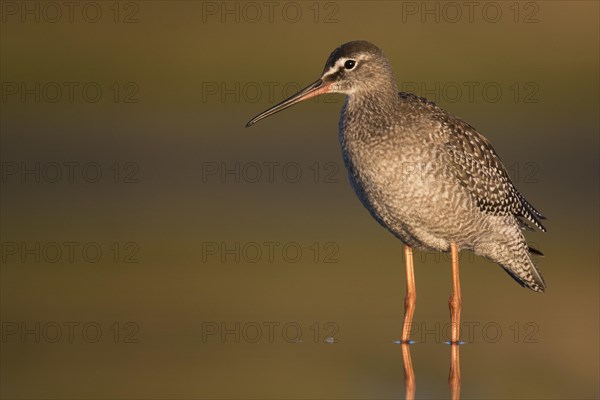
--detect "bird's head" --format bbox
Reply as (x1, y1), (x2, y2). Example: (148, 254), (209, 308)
(246, 40), (396, 127)
(321, 40), (395, 95)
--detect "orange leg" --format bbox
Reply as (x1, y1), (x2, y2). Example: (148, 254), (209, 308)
(449, 243), (462, 344)
(401, 343), (416, 400)
(401, 245), (416, 343)
(449, 343), (461, 400)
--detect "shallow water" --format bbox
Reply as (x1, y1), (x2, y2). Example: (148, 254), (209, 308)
(1, 1), (598, 398)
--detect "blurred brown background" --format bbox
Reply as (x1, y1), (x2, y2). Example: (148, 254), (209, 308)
(1, 1), (598, 399)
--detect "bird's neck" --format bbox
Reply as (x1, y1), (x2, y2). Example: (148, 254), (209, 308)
(343, 87), (399, 134)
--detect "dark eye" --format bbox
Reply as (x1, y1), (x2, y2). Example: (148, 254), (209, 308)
(344, 60), (356, 70)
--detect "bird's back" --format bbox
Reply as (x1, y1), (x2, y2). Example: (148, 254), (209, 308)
(395, 92), (546, 231)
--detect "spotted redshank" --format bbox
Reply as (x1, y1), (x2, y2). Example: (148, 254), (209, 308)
(246, 41), (546, 344)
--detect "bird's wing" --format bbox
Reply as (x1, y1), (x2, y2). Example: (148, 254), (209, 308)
(440, 117), (547, 232)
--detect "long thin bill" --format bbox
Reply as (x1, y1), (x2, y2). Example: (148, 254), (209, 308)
(245, 79), (330, 127)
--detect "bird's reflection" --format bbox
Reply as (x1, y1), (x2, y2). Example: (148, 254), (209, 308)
(401, 344), (415, 400)
(448, 343), (461, 400)
(400, 343), (462, 400)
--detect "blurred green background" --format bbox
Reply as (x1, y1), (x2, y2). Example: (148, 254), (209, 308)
(1, 1), (598, 399)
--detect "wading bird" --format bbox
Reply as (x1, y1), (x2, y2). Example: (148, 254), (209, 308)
(246, 41), (546, 344)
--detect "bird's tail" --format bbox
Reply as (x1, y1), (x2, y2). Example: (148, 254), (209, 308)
(500, 246), (546, 293)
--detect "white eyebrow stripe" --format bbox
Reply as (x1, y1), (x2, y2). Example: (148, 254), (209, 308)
(322, 65), (341, 78)
(322, 53), (368, 78)
(322, 57), (352, 78)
